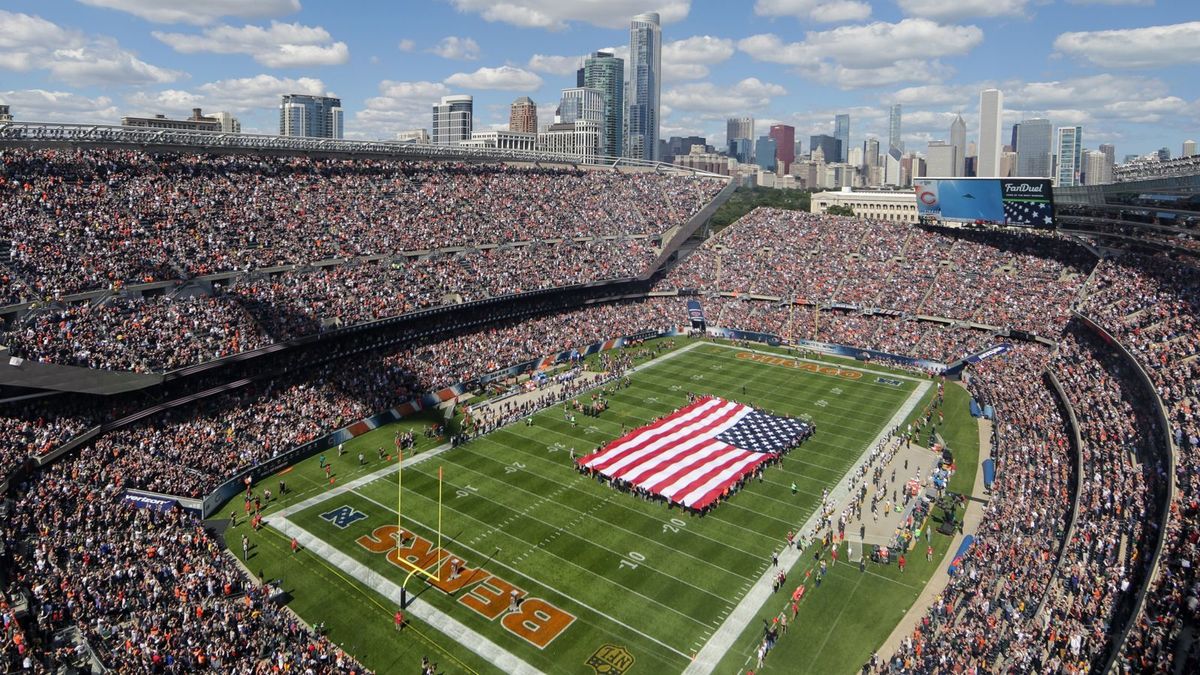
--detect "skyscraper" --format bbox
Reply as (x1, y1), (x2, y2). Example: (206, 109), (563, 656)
(769, 124), (795, 173)
(834, 114), (850, 163)
(1082, 148), (1113, 185)
(950, 114), (966, 177)
(626, 12), (662, 161)
(1184, 140), (1197, 158)
(557, 88), (604, 125)
(1015, 118), (1052, 178)
(432, 94), (473, 145)
(1158, 147), (1172, 161)
(755, 136), (777, 171)
(809, 135), (840, 164)
(978, 89), (1004, 177)
(864, 137), (880, 171)
(1099, 143), (1116, 168)
(279, 94), (343, 139)
(1056, 126), (1083, 187)
(726, 117), (754, 146)
(509, 96), (537, 134)
(888, 104), (902, 153)
(926, 141), (956, 177)
(582, 51), (624, 158)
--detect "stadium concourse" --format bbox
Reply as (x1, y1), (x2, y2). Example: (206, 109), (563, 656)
(0, 145), (1197, 674)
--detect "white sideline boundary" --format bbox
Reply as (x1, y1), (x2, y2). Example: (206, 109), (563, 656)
(272, 516), (545, 675)
(269, 338), (929, 674)
(683, 351), (931, 675)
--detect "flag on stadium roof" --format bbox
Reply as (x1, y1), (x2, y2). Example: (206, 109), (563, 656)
(577, 396), (811, 511)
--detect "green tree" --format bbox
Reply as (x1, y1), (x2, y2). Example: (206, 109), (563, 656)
(709, 186), (812, 231)
(825, 204), (855, 217)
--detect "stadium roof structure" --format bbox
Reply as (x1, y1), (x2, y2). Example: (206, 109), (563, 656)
(0, 121), (725, 178)
(1056, 172), (1200, 256)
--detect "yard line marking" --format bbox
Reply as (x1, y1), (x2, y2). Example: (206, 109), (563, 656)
(683, 374), (931, 675)
(340, 488), (696, 658)
(404, 445), (758, 581)
(353, 482), (732, 611)
(271, 516), (546, 675)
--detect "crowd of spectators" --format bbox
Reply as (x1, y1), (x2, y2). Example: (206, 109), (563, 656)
(1077, 254), (1200, 673)
(10, 169), (1199, 672)
(0, 147), (721, 298)
(659, 208), (1094, 337)
(4, 445), (368, 672)
(2, 292), (268, 372)
(886, 343), (1075, 672)
(1045, 323), (1165, 672)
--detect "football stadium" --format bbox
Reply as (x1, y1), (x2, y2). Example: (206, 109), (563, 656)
(2, 3), (1199, 675)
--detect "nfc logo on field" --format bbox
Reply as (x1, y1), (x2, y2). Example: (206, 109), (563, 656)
(586, 644), (634, 675)
(319, 505), (369, 529)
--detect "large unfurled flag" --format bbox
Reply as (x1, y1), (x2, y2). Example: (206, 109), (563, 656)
(578, 396), (812, 511)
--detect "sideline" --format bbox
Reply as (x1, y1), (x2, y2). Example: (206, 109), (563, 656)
(272, 516), (545, 675)
(683, 366), (931, 675)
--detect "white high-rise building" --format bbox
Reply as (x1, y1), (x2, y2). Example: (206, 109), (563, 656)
(626, 12), (661, 161)
(978, 89), (1004, 177)
(949, 114), (966, 177)
(558, 88), (604, 125)
(926, 141), (957, 177)
(432, 94), (473, 145)
(279, 94), (342, 139)
(1184, 140), (1197, 158)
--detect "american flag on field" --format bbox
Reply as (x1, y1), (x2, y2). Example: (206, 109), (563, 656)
(577, 397), (812, 511)
(1002, 199), (1054, 227)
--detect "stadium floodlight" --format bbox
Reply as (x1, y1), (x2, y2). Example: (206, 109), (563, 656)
(395, 454), (444, 607)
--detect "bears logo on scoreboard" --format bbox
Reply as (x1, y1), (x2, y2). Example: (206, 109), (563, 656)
(318, 505), (369, 529)
(586, 644), (635, 675)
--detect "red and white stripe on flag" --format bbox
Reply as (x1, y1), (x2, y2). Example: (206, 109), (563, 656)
(578, 396), (776, 510)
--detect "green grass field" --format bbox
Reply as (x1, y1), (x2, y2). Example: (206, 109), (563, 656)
(226, 338), (978, 675)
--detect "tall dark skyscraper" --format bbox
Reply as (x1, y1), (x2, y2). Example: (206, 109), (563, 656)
(582, 51), (624, 159)
(834, 114), (850, 163)
(810, 134), (841, 163)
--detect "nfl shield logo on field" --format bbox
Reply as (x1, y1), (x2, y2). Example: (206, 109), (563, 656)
(586, 644), (634, 675)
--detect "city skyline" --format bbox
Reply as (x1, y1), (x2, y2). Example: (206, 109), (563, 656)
(0, 1), (1196, 157)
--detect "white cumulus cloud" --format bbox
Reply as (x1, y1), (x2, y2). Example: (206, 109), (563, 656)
(895, 0), (1029, 21)
(445, 0), (690, 30)
(1054, 21), (1200, 69)
(127, 74), (328, 114)
(753, 0), (872, 23)
(444, 66), (543, 92)
(429, 36), (480, 61)
(663, 77), (787, 118)
(0, 11), (182, 86)
(78, 0), (300, 25)
(738, 19), (982, 89)
(153, 21), (348, 67)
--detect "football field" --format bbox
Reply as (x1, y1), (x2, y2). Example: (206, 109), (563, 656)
(241, 339), (949, 674)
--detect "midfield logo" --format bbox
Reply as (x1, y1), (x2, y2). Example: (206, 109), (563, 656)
(319, 505), (369, 529)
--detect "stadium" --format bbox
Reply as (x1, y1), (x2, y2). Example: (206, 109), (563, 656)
(2, 5), (1199, 675)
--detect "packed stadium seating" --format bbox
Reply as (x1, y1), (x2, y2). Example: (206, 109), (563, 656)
(657, 208), (1095, 337)
(1077, 254), (1200, 673)
(888, 343), (1076, 672)
(5, 146), (1200, 673)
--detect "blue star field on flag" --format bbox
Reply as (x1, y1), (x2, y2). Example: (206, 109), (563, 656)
(716, 410), (811, 454)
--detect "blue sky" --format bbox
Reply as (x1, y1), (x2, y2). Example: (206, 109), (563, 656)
(1, 0), (1197, 157)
